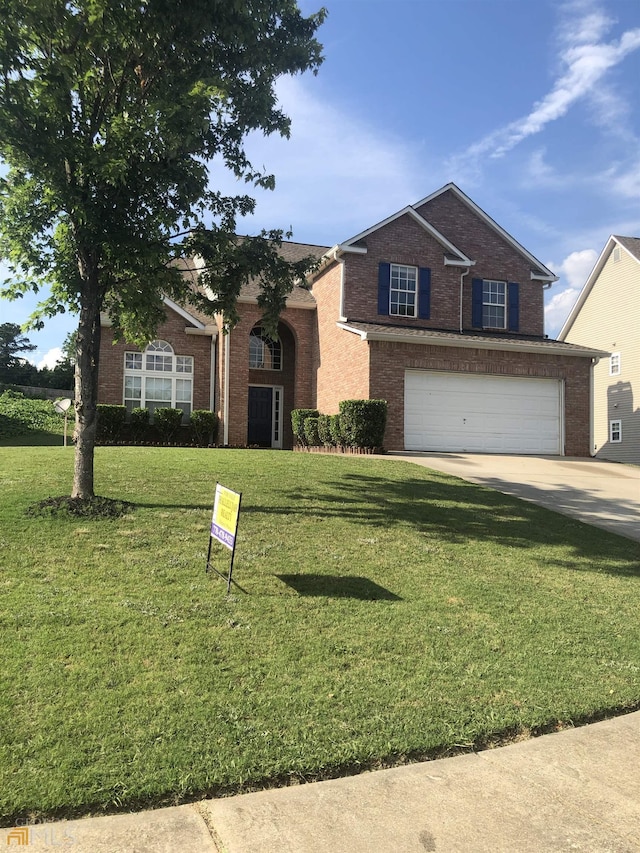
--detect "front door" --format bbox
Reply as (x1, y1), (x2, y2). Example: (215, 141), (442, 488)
(247, 387), (273, 447)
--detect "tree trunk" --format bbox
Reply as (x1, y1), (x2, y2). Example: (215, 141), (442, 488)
(72, 275), (102, 500)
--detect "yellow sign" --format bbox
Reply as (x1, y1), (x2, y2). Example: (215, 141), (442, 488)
(211, 483), (241, 550)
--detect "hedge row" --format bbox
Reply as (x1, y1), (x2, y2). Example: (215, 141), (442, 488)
(292, 399), (387, 451)
(96, 405), (218, 446)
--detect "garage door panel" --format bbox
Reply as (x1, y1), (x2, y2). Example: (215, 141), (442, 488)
(404, 371), (562, 454)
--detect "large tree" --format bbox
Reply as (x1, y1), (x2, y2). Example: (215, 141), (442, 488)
(0, 322), (37, 383)
(0, 0), (325, 499)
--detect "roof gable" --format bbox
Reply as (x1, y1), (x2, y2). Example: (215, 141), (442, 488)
(415, 183), (557, 281)
(558, 234), (640, 340)
(337, 205), (473, 266)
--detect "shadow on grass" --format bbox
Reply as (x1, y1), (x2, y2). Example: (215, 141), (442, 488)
(277, 573), (401, 600)
(250, 471), (640, 578)
(0, 431), (65, 446)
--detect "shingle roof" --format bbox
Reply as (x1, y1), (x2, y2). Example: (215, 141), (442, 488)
(339, 321), (608, 358)
(174, 240), (329, 323)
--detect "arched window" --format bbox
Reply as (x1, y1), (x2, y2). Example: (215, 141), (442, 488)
(249, 327), (281, 371)
(124, 340), (194, 419)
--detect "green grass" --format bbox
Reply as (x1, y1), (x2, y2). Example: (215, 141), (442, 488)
(1, 446), (639, 824)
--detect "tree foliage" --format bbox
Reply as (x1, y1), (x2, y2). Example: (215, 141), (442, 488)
(0, 322), (36, 382)
(0, 323), (76, 390)
(0, 0), (326, 498)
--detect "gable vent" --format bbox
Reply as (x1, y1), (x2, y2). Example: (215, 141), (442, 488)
(613, 246), (621, 263)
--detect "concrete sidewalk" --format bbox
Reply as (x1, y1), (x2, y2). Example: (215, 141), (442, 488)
(385, 453), (640, 543)
(3, 710), (639, 852)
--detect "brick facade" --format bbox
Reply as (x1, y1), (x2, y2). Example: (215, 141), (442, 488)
(312, 261), (370, 413)
(367, 339), (592, 455)
(97, 185), (597, 457)
(98, 308), (213, 412)
(216, 303), (315, 449)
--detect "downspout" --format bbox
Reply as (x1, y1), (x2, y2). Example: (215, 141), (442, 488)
(590, 356), (599, 457)
(459, 267), (470, 333)
(223, 329), (230, 446)
(209, 334), (216, 414)
(335, 248), (346, 320)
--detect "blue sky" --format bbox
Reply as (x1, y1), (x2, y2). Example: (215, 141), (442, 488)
(1, 0), (639, 366)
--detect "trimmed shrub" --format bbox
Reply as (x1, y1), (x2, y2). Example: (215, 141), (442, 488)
(96, 404), (126, 442)
(317, 413), (333, 446)
(329, 414), (343, 447)
(129, 407), (150, 440)
(303, 416), (321, 447)
(291, 408), (319, 446)
(338, 399), (387, 449)
(153, 407), (184, 442)
(190, 409), (218, 446)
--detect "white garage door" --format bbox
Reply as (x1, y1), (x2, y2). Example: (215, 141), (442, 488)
(404, 371), (562, 454)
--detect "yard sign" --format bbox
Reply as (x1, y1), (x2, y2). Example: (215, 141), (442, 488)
(206, 482), (242, 593)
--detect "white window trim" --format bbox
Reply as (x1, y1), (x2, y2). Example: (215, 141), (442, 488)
(249, 327), (282, 371)
(609, 352), (621, 376)
(609, 419), (622, 443)
(389, 263), (418, 318)
(123, 340), (194, 419)
(482, 280), (507, 330)
(272, 386), (283, 449)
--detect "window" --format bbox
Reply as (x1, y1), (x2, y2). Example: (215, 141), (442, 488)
(123, 340), (193, 419)
(610, 420), (622, 443)
(390, 264), (417, 317)
(377, 263), (430, 319)
(482, 280), (506, 328)
(472, 278), (519, 331)
(610, 352), (621, 376)
(249, 327), (282, 370)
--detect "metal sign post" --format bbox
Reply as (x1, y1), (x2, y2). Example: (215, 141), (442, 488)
(206, 482), (242, 594)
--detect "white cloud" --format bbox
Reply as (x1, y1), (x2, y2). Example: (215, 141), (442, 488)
(450, 0), (640, 177)
(211, 75), (426, 243)
(544, 247), (598, 337)
(35, 347), (63, 370)
(545, 287), (582, 338)
(558, 248), (599, 287)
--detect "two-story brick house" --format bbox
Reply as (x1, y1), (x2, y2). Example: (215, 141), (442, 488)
(98, 183), (604, 455)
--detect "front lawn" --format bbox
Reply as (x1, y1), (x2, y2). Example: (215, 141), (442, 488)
(1, 446), (639, 823)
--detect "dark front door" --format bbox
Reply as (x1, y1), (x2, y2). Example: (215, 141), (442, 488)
(247, 387), (273, 447)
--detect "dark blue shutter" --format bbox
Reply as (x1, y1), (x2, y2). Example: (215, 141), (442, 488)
(472, 278), (483, 327)
(507, 282), (520, 331)
(378, 262), (390, 316)
(418, 267), (431, 319)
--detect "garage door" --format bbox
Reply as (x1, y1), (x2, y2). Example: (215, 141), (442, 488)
(404, 371), (562, 454)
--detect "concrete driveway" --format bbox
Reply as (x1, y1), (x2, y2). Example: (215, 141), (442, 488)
(387, 453), (640, 543)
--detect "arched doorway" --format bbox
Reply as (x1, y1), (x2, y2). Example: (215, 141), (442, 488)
(247, 322), (296, 448)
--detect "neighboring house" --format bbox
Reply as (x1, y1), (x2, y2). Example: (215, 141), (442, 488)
(98, 183), (605, 455)
(559, 235), (640, 464)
